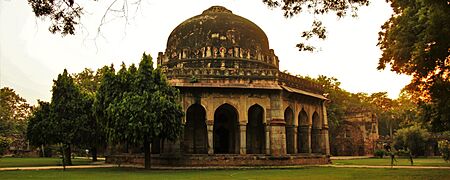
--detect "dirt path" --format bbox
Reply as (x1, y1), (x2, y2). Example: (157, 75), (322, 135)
(321, 164), (450, 169)
(1, 164), (450, 171)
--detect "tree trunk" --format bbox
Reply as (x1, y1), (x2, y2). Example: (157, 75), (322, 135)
(64, 144), (72, 166)
(41, 144), (45, 157)
(91, 146), (98, 162)
(144, 138), (151, 169)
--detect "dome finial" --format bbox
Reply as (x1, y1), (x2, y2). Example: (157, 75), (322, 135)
(202, 6), (232, 14)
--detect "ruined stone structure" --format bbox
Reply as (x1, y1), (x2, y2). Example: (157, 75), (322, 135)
(332, 111), (379, 156)
(109, 6), (330, 166)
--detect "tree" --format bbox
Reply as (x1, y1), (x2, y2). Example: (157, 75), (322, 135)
(377, 0), (450, 132)
(393, 124), (431, 156)
(0, 87), (32, 155)
(105, 53), (183, 169)
(438, 139), (450, 162)
(27, 0), (83, 35)
(50, 69), (91, 165)
(365, 92), (397, 137)
(27, 101), (53, 157)
(73, 68), (108, 161)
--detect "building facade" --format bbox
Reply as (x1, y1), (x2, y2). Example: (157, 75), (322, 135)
(153, 6), (330, 166)
(110, 6), (331, 166)
(332, 111), (379, 156)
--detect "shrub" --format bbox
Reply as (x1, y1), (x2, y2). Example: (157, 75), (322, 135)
(0, 136), (13, 156)
(438, 140), (450, 162)
(374, 149), (385, 158)
(393, 124), (430, 156)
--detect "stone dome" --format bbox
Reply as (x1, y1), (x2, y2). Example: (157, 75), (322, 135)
(166, 6), (270, 57)
(159, 6), (282, 85)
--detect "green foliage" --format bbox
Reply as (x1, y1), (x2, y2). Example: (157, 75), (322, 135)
(73, 67), (108, 161)
(43, 69), (95, 165)
(0, 136), (13, 156)
(393, 124), (431, 156)
(374, 149), (386, 158)
(27, 101), (52, 147)
(97, 53), (184, 168)
(0, 87), (32, 154)
(438, 140), (450, 162)
(378, 0), (450, 132)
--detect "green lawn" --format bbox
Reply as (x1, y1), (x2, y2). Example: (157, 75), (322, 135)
(332, 157), (450, 167)
(1, 167), (450, 180)
(0, 157), (95, 168)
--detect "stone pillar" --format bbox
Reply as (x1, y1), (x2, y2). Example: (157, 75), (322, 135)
(268, 93), (286, 156)
(322, 101), (330, 155)
(265, 124), (270, 155)
(206, 120), (214, 155)
(239, 124), (246, 155)
(322, 126), (330, 155)
(269, 120), (286, 156)
(293, 127), (298, 154)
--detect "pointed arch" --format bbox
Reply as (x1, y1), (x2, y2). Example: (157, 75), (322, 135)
(214, 103), (239, 154)
(184, 104), (207, 154)
(284, 107), (295, 154)
(247, 104), (265, 154)
(311, 111), (321, 153)
(297, 108), (309, 153)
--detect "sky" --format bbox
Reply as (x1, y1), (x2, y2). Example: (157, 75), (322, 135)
(0, 0), (411, 105)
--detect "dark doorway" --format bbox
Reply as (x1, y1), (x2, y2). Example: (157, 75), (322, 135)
(311, 112), (321, 153)
(247, 104), (265, 154)
(184, 104), (207, 154)
(214, 104), (239, 154)
(298, 109), (308, 153)
(284, 107), (295, 154)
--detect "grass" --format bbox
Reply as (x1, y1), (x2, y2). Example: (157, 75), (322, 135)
(1, 167), (450, 180)
(0, 157), (96, 168)
(332, 157), (450, 167)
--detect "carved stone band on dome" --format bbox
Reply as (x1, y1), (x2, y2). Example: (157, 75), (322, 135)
(202, 6), (233, 14)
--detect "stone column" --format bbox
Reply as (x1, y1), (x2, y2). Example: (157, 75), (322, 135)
(293, 127), (298, 154)
(269, 119), (286, 156)
(265, 124), (270, 155)
(239, 124), (247, 155)
(322, 102), (330, 155)
(206, 120), (214, 155)
(268, 93), (286, 156)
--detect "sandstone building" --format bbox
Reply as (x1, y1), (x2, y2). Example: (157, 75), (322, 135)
(111, 5), (331, 166)
(332, 111), (379, 156)
(152, 6), (330, 166)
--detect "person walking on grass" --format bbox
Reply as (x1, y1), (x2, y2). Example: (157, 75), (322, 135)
(390, 151), (397, 168)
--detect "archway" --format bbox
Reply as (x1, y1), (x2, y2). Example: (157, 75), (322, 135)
(297, 109), (308, 153)
(184, 104), (207, 154)
(284, 107), (295, 154)
(247, 104), (265, 154)
(214, 104), (239, 154)
(311, 111), (321, 153)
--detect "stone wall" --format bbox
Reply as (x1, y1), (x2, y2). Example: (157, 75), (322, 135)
(106, 154), (330, 167)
